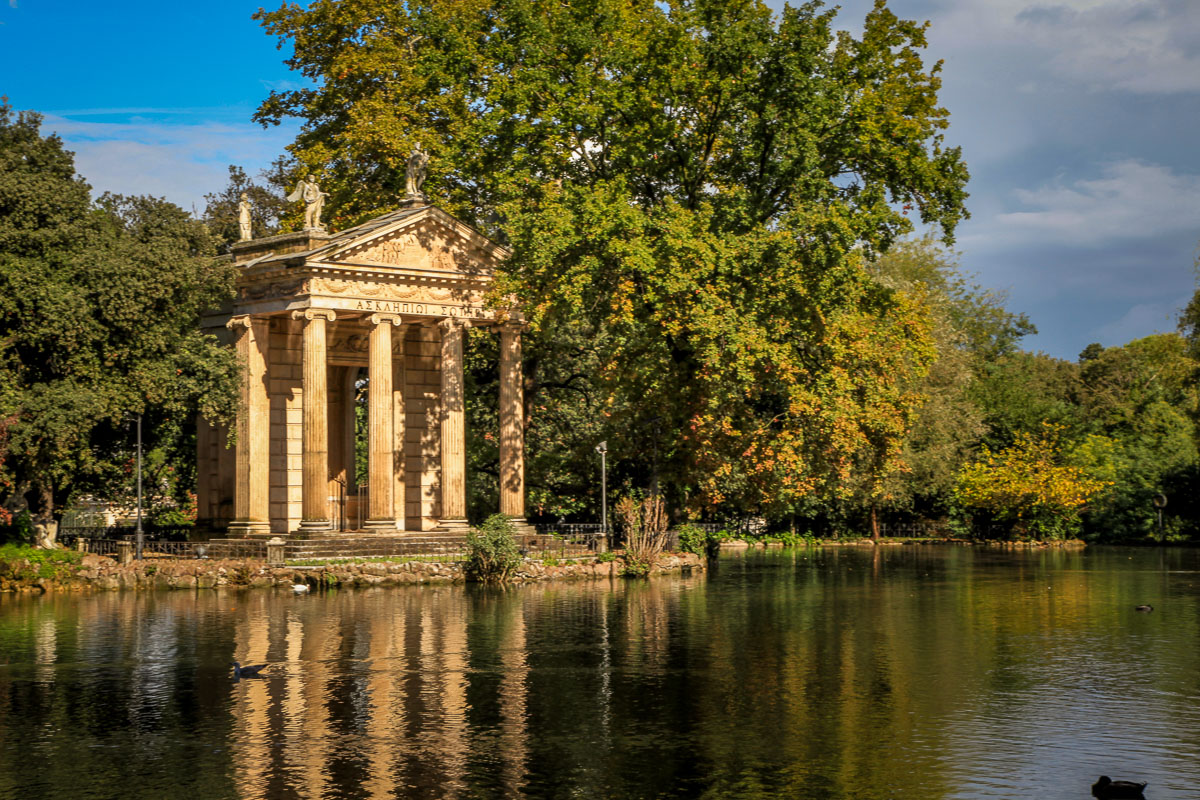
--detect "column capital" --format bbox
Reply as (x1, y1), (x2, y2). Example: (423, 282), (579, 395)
(492, 321), (527, 335)
(292, 308), (337, 323)
(439, 317), (471, 332)
(369, 312), (405, 326)
(226, 315), (253, 330)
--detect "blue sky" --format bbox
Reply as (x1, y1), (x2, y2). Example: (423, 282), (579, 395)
(2, 0), (1198, 361)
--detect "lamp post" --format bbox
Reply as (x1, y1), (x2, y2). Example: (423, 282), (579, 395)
(1153, 492), (1168, 543)
(595, 441), (608, 536)
(135, 413), (144, 561)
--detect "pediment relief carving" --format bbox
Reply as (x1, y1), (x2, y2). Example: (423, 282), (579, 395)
(330, 219), (495, 275)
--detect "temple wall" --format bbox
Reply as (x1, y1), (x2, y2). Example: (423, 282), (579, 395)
(405, 324), (443, 530)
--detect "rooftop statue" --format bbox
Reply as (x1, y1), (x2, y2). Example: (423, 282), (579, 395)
(237, 192), (253, 241)
(405, 144), (429, 201)
(287, 175), (329, 230)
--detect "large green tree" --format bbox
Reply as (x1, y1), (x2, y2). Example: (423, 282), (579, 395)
(0, 104), (240, 525)
(256, 0), (969, 520)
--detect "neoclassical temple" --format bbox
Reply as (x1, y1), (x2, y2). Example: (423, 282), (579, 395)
(196, 202), (526, 537)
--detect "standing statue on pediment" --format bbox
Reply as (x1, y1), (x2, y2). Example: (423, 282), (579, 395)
(405, 144), (429, 200)
(287, 175), (328, 230)
(237, 192), (253, 241)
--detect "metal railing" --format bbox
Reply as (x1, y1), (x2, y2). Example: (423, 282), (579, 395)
(533, 523), (605, 536)
(875, 522), (952, 538)
(59, 525), (196, 543)
(519, 531), (607, 559)
(51, 524), (611, 564)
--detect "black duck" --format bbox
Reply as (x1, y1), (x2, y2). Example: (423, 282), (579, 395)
(1092, 775), (1147, 799)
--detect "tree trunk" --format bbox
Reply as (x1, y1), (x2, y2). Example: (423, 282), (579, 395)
(871, 505), (879, 540)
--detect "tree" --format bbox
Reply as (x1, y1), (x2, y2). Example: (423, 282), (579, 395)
(972, 351), (1081, 448)
(1072, 334), (1199, 540)
(954, 424), (1110, 540)
(0, 103), (240, 525)
(255, 0), (970, 521)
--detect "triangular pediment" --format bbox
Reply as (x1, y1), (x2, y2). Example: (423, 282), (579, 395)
(312, 206), (507, 277)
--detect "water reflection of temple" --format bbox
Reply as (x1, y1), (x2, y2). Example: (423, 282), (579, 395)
(220, 580), (693, 799)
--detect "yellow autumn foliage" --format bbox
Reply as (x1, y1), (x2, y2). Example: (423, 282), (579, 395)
(954, 424), (1111, 539)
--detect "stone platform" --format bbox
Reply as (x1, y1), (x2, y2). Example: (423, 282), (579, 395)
(203, 530), (593, 561)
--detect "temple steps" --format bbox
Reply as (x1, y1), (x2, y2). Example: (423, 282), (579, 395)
(202, 531), (596, 561)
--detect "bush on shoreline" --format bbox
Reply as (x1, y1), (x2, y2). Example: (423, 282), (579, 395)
(0, 544), (83, 581)
(465, 514), (522, 583)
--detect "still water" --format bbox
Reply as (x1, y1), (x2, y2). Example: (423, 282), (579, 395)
(1, 546), (1199, 799)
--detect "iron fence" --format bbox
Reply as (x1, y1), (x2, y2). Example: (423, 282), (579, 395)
(59, 525), (196, 543)
(532, 523), (605, 536)
(519, 531), (607, 559)
(76, 538), (120, 556)
(875, 522), (952, 538)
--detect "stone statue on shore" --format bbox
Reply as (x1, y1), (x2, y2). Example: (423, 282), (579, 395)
(405, 144), (429, 201)
(287, 175), (329, 230)
(237, 192), (253, 241)
(32, 520), (57, 549)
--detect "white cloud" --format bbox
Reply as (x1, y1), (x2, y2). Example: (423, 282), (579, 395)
(38, 113), (295, 213)
(995, 160), (1200, 246)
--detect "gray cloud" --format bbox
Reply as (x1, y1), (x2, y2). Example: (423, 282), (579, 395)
(804, 0), (1200, 359)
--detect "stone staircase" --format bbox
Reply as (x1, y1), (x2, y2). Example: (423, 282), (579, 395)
(283, 533), (469, 560)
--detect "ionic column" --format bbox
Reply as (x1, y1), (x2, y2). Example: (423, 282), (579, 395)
(365, 313), (402, 531)
(392, 323), (409, 530)
(227, 315), (271, 536)
(498, 324), (526, 521)
(439, 318), (468, 529)
(294, 308), (336, 533)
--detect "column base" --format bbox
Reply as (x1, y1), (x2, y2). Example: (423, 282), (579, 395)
(227, 520), (272, 538)
(362, 519), (401, 533)
(297, 519), (332, 538)
(503, 517), (536, 536)
(438, 518), (470, 532)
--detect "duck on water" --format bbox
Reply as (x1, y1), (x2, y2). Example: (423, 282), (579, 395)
(230, 661), (268, 679)
(1092, 775), (1147, 799)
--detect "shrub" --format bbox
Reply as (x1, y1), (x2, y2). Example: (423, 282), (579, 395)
(676, 523), (729, 556)
(620, 495), (668, 576)
(0, 544), (82, 580)
(466, 514), (522, 583)
(597, 550), (617, 563)
(676, 523), (707, 555)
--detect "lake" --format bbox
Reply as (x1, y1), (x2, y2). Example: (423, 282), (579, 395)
(1, 545), (1198, 799)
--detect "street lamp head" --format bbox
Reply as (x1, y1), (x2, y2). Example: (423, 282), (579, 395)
(595, 441), (607, 455)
